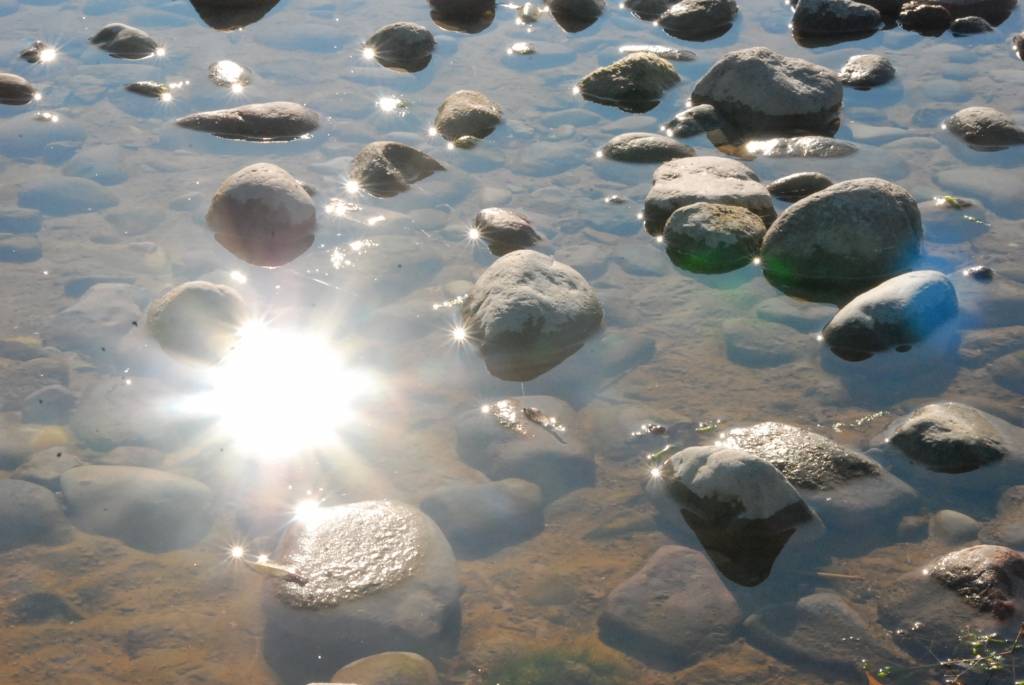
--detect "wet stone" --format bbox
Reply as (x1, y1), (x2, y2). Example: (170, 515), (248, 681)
(577, 52), (680, 112)
(19, 41), (53, 64)
(931, 509), (981, 544)
(125, 81), (169, 98)
(0, 234), (41, 263)
(900, 2), (952, 33)
(662, 103), (723, 138)
(767, 171), (833, 201)
(664, 202), (764, 274)
(434, 90), (502, 142)
(624, 0), (674, 19)
(946, 106), (1024, 149)
(329, 652), (440, 685)
(792, 0), (882, 36)
(147, 281), (249, 364)
(745, 135), (856, 158)
(0, 73), (37, 106)
(0, 479), (68, 551)
(12, 447), (83, 490)
(951, 14), (994, 31)
(189, 0), (281, 30)
(838, 54), (896, 88)
(21, 385), (76, 424)
(350, 141), (445, 198)
(365, 22), (435, 73)
(90, 23), (158, 59)
(722, 318), (812, 367)
(600, 132), (694, 163)
(472, 207), (543, 256)
(8, 593), (82, 624)
(658, 0), (738, 40)
(548, 0), (605, 31)
(176, 101), (320, 142)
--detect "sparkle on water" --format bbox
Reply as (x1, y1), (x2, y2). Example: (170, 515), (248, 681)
(361, 46), (375, 60)
(451, 325), (468, 343)
(38, 46), (57, 63)
(467, 227), (481, 241)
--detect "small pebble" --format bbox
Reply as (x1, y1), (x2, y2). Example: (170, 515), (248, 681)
(963, 265), (994, 281)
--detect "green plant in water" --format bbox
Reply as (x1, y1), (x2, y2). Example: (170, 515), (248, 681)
(864, 624), (1024, 684)
(485, 646), (631, 685)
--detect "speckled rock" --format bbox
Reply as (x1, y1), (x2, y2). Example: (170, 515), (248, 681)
(0, 73), (37, 105)
(0, 479), (68, 551)
(473, 208), (543, 256)
(350, 141), (445, 198)
(262, 500), (460, 683)
(434, 90), (502, 141)
(206, 164), (316, 267)
(601, 132), (694, 162)
(188, 0), (281, 29)
(792, 0), (881, 35)
(330, 652), (440, 685)
(661, 103), (724, 137)
(946, 107), (1024, 148)
(767, 171), (833, 201)
(461, 250), (603, 381)
(658, 0), (738, 40)
(146, 281), (249, 364)
(577, 52), (680, 111)
(176, 102), (320, 141)
(365, 22), (435, 72)
(90, 23), (158, 59)
(12, 447), (82, 490)
(663, 202), (764, 273)
(838, 54), (896, 88)
(21, 385), (75, 424)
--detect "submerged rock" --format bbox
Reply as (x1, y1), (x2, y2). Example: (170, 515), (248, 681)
(721, 317), (814, 367)
(0, 73), (37, 106)
(176, 101), (319, 141)
(21, 385), (76, 425)
(206, 163), (316, 267)
(946, 106), (1024, 149)
(146, 281), (249, 364)
(125, 81), (170, 98)
(0, 479), (67, 551)
(767, 171), (833, 201)
(365, 22), (435, 72)
(792, 0), (882, 35)
(461, 250), (603, 381)
(662, 103), (724, 138)
(691, 47), (843, 137)
(330, 653), (440, 685)
(618, 44), (697, 61)
(981, 486), (1024, 548)
(189, 0), (281, 29)
(472, 207), (543, 256)
(12, 447), (83, 490)
(663, 202), (764, 273)
(838, 54), (896, 88)
(658, 0), (738, 40)
(600, 132), (694, 162)
(349, 141), (445, 198)
(577, 52), (680, 112)
(90, 23), (159, 59)
(434, 90), (502, 141)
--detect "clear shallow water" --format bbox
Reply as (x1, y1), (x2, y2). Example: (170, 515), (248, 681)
(0, 0), (1022, 683)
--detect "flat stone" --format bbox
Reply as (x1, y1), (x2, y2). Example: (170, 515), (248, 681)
(90, 23), (158, 59)
(176, 101), (320, 142)
(601, 132), (694, 163)
(766, 171), (833, 201)
(0, 72), (37, 105)
(792, 0), (882, 35)
(658, 0), (737, 40)
(330, 652), (440, 685)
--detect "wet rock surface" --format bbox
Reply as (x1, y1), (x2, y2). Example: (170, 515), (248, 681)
(577, 52), (680, 112)
(900, 2), (953, 32)
(662, 103), (724, 138)
(549, 0), (606, 31)
(12, 447), (82, 490)
(189, 0), (281, 29)
(792, 0), (882, 36)
(146, 281), (249, 364)
(0, 479), (68, 551)
(176, 101), (320, 141)
(472, 207), (543, 256)
(350, 141), (445, 198)
(946, 106), (1024, 149)
(767, 171), (833, 201)
(980, 486), (1024, 548)
(365, 22), (435, 72)
(600, 132), (694, 163)
(951, 14), (994, 31)
(838, 54), (896, 88)
(434, 90), (502, 141)
(0, 73), (37, 106)
(90, 23), (158, 59)
(745, 135), (856, 158)
(663, 202), (765, 273)
(658, 0), (738, 40)
(625, 0), (675, 19)
(329, 652), (440, 685)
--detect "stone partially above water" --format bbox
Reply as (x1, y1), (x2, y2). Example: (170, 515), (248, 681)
(577, 52), (680, 112)
(146, 281), (249, 364)
(899, 2), (953, 32)
(767, 171), (833, 201)
(935, 0), (1017, 22)
(461, 250), (603, 381)
(350, 141), (445, 198)
(189, 0), (282, 29)
(90, 23), (159, 59)
(838, 54), (896, 88)
(625, 0), (674, 19)
(663, 202), (765, 273)
(661, 103), (724, 138)
(0, 73), (37, 106)
(473, 207), (543, 256)
(945, 106), (1024, 149)
(365, 22), (435, 72)
(600, 132), (694, 162)
(434, 90), (502, 141)
(792, 0), (882, 35)
(951, 14), (994, 31)
(176, 101), (319, 141)
(657, 0), (738, 40)
(548, 0), (605, 31)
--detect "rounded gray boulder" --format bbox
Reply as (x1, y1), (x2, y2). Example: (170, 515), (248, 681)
(146, 281), (250, 364)
(472, 207), (543, 256)
(365, 22), (435, 72)
(0, 73), (37, 106)
(0, 479), (68, 551)
(946, 106), (1024, 149)
(663, 202), (765, 273)
(600, 132), (694, 163)
(434, 90), (502, 142)
(350, 141), (445, 198)
(577, 52), (680, 112)
(176, 101), (320, 142)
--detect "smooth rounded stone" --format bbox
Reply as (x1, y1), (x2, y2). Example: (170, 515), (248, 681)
(188, 0), (281, 29)
(21, 385), (76, 424)
(19, 41), (53, 64)
(822, 270), (958, 361)
(691, 47), (843, 137)
(600, 132), (694, 162)
(935, 0), (1016, 21)
(330, 652), (440, 685)
(625, 0), (674, 19)
(721, 318), (813, 367)
(755, 297), (836, 332)
(548, 0), (605, 31)
(721, 422), (917, 535)
(473, 208), (543, 256)
(643, 156), (776, 234)
(434, 90), (502, 142)
(429, 1), (495, 32)
(658, 0), (738, 40)
(881, 402), (1024, 474)
(206, 163), (316, 267)
(350, 141), (445, 198)
(767, 171), (833, 202)
(455, 396), (594, 499)
(365, 22), (435, 73)
(0, 73), (37, 106)
(663, 202), (764, 273)
(0, 208), (41, 234)
(12, 447), (83, 491)
(175, 101), (319, 142)
(899, 2), (952, 32)
(262, 501), (460, 682)
(89, 23), (158, 59)
(945, 106), (1024, 149)
(420, 478), (544, 558)
(146, 281), (249, 364)
(46, 283), (143, 358)
(0, 234), (41, 263)
(646, 447), (824, 586)
(1014, 32), (1024, 60)
(792, 0), (881, 35)
(0, 479), (68, 551)
(930, 509), (981, 544)
(838, 54), (895, 88)
(598, 545), (741, 667)
(980, 486), (1024, 548)
(744, 592), (912, 674)
(878, 545), (1024, 652)
(760, 178), (922, 291)
(951, 14), (993, 30)
(17, 176), (118, 217)
(990, 350), (1024, 395)
(745, 135), (856, 158)
(661, 103), (723, 138)
(576, 52), (680, 112)
(461, 250), (603, 381)
(61, 466), (213, 552)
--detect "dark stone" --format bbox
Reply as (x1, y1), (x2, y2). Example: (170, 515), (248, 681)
(662, 104), (723, 138)
(658, 0), (737, 40)
(951, 14), (993, 31)
(0, 479), (68, 551)
(365, 22), (435, 73)
(176, 101), (320, 142)
(899, 2), (952, 33)
(577, 52), (680, 113)
(9, 593), (82, 624)
(838, 54), (896, 88)
(89, 23), (158, 59)
(350, 141), (445, 198)
(767, 171), (833, 201)
(473, 208), (543, 256)
(188, 0), (281, 29)
(601, 132), (694, 162)
(792, 0), (882, 36)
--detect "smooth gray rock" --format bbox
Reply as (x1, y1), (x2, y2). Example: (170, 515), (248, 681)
(176, 101), (320, 141)
(946, 107), (1024, 148)
(12, 447), (82, 490)
(420, 478), (544, 558)
(548, 0), (605, 30)
(350, 141), (445, 198)
(599, 545), (741, 667)
(0, 234), (41, 263)
(0, 73), (37, 105)
(658, 0), (738, 40)
(761, 178), (922, 290)
(625, 0), (674, 18)
(329, 652), (440, 685)
(662, 103), (723, 137)
(21, 385), (75, 424)
(461, 250), (603, 381)
(643, 156), (775, 233)
(722, 317), (813, 367)
(472, 208), (543, 256)
(930, 509), (981, 544)
(90, 23), (158, 59)
(146, 281), (249, 364)
(577, 52), (680, 111)
(663, 202), (764, 273)
(767, 171), (833, 201)
(822, 271), (958, 360)
(434, 90), (502, 142)
(365, 22), (435, 72)
(792, 0), (882, 35)
(206, 163), (316, 267)
(189, 0), (282, 30)
(691, 47), (843, 137)
(980, 486), (1024, 548)
(838, 54), (896, 88)
(601, 132), (694, 162)
(746, 135), (856, 158)
(900, 2), (952, 32)
(0, 208), (41, 234)
(0, 479), (68, 551)
(18, 176), (118, 217)
(951, 14), (993, 31)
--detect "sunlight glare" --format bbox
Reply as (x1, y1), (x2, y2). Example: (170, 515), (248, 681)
(39, 47), (57, 63)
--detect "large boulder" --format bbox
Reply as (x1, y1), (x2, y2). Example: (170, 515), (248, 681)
(0, 479), (68, 551)
(760, 178), (922, 292)
(262, 500), (460, 683)
(188, 0), (281, 29)
(792, 0), (882, 35)
(350, 141), (445, 198)
(176, 101), (320, 141)
(460, 250), (603, 381)
(146, 281), (249, 364)
(691, 47), (843, 137)
(576, 52), (680, 112)
(434, 90), (502, 142)
(365, 22), (435, 72)
(658, 0), (738, 40)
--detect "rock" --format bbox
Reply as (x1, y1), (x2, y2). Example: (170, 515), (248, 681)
(12, 447), (83, 490)
(349, 141), (445, 198)
(576, 52), (680, 112)
(0, 234), (41, 263)
(935, 0), (1016, 22)
(600, 132), (694, 162)
(0, 356), (68, 413)
(0, 479), (68, 551)
(951, 14), (993, 30)
(767, 171), (833, 201)
(8, 593), (81, 624)
(646, 447), (823, 586)
(61, 465), (213, 552)
(930, 510), (981, 544)
(598, 546), (741, 667)
(95, 446), (164, 468)
(618, 44), (697, 61)
(663, 202), (764, 273)
(89, 23), (159, 59)
(643, 156), (776, 234)
(662, 103), (724, 138)
(822, 271), (958, 361)
(548, 0), (605, 31)
(745, 593), (912, 674)
(46, 283), (143, 359)
(127, 80), (172, 97)
(429, 0), (496, 32)
(460, 250), (603, 381)
(19, 41), (53, 65)
(188, 0), (282, 29)
(208, 60), (252, 88)
(980, 486), (1024, 548)
(0, 73), (37, 106)
(745, 135), (856, 158)
(959, 326), (1024, 368)
(625, 0), (674, 19)
(990, 350), (1024, 395)
(721, 318), (812, 367)
(755, 297), (836, 332)
(0, 208), (41, 234)
(420, 478), (544, 558)
(658, 0), (738, 40)
(455, 396), (594, 499)
(18, 176), (118, 217)
(71, 376), (188, 451)
(760, 178), (922, 292)
(838, 54), (895, 89)
(434, 90), (502, 142)
(365, 22), (435, 72)
(792, 0), (882, 35)
(472, 208), (543, 256)
(330, 652), (440, 685)
(146, 281), (249, 364)
(175, 101), (320, 142)
(21, 385), (76, 424)
(206, 163), (316, 267)
(691, 47), (843, 137)
(946, 106), (1024, 149)
(882, 402), (1024, 474)
(262, 501), (460, 683)
(899, 2), (952, 33)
